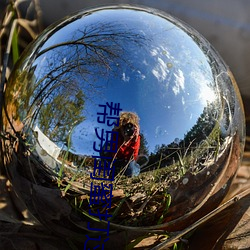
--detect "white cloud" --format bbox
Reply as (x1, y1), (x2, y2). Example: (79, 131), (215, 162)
(122, 72), (130, 82)
(143, 59), (148, 66)
(150, 49), (158, 56)
(155, 126), (168, 138)
(182, 96), (185, 105)
(137, 70), (146, 80)
(190, 71), (216, 104)
(152, 57), (169, 82)
(172, 69), (185, 95)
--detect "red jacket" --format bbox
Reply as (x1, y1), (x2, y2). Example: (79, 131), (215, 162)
(112, 132), (140, 161)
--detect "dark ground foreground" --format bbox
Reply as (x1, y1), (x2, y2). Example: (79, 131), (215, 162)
(0, 154), (250, 249)
(0, 109), (250, 249)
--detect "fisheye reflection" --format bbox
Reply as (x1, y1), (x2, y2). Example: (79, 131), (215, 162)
(2, 6), (245, 231)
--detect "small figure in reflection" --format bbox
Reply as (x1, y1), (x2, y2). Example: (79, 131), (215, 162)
(111, 111), (141, 177)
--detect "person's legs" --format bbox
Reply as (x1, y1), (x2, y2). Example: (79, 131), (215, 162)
(125, 161), (140, 177)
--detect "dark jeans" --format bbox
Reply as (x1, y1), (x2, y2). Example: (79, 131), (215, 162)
(113, 159), (140, 177)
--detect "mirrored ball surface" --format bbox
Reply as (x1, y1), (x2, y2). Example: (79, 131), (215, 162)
(3, 5), (245, 236)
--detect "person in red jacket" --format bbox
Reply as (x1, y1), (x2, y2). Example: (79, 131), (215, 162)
(111, 111), (141, 177)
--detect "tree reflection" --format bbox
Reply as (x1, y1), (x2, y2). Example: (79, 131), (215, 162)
(19, 20), (149, 148)
(38, 90), (85, 143)
(146, 102), (223, 173)
(35, 20), (149, 81)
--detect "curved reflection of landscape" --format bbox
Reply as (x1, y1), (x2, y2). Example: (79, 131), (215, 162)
(3, 6), (245, 231)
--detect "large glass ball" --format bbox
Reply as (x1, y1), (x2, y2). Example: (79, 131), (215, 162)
(2, 5), (245, 245)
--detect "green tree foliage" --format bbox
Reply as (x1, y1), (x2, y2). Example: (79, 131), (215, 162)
(147, 103), (219, 170)
(38, 89), (85, 143)
(139, 133), (149, 156)
(183, 103), (217, 145)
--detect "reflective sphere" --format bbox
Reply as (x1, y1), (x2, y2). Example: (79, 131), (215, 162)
(2, 5), (245, 242)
